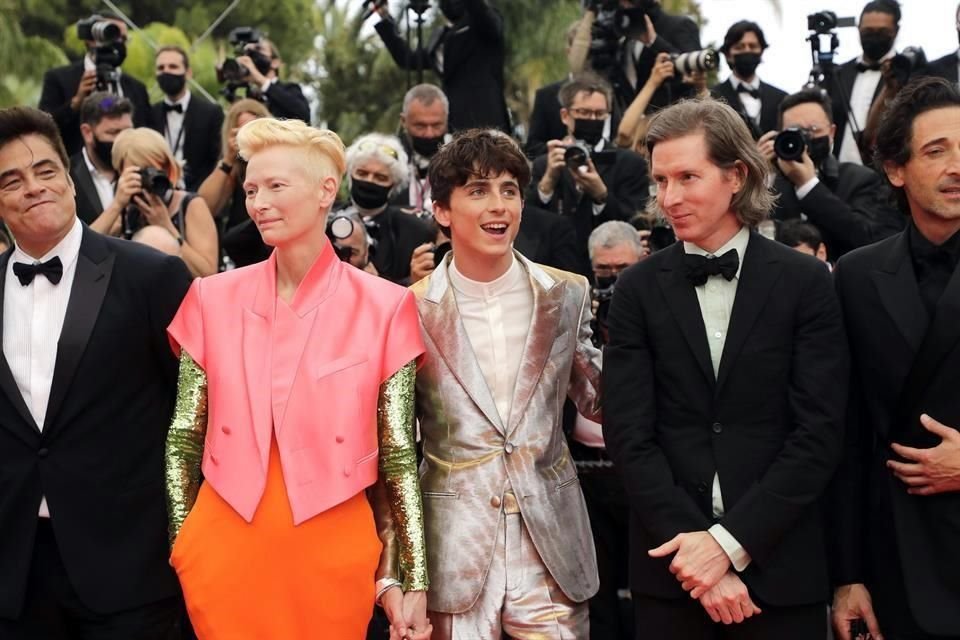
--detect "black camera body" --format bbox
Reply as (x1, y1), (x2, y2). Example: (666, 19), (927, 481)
(217, 27), (272, 101)
(807, 11), (856, 34)
(890, 46), (927, 88)
(77, 16), (126, 92)
(139, 167), (174, 202)
(774, 127), (811, 162)
(564, 141), (593, 173)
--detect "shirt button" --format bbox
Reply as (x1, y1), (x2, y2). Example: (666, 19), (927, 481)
(712, 422), (723, 434)
(490, 496), (502, 508)
(504, 442), (515, 454)
(697, 482), (708, 494)
(714, 332), (722, 339)
(37, 447), (49, 458)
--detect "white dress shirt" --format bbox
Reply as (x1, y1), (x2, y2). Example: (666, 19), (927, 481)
(448, 256), (533, 423)
(729, 76), (762, 122)
(683, 225), (752, 571)
(3, 218), (83, 518)
(838, 50), (896, 164)
(81, 147), (116, 211)
(163, 90), (191, 166)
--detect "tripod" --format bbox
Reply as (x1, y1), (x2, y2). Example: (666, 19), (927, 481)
(805, 29), (866, 161)
(403, 0), (432, 89)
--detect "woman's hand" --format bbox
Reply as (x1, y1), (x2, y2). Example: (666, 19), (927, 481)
(382, 587), (410, 640)
(132, 191), (175, 234)
(402, 591), (431, 640)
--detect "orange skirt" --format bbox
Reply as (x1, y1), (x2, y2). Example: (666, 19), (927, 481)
(171, 437), (381, 639)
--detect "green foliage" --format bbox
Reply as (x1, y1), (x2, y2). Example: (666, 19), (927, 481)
(0, 11), (68, 107)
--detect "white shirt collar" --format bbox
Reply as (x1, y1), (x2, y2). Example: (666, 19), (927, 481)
(164, 89), (191, 111)
(730, 75), (760, 91)
(448, 254), (523, 299)
(12, 217), (83, 269)
(683, 225), (750, 280)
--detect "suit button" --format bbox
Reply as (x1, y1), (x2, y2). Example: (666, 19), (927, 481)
(711, 422), (723, 434)
(504, 442), (515, 454)
(335, 435), (345, 444)
(209, 453), (218, 465)
(221, 426), (231, 435)
(490, 496), (502, 509)
(697, 482), (708, 494)
(344, 466), (353, 477)
(37, 448), (49, 458)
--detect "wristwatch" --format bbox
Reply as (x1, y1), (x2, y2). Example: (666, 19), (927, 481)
(218, 161), (233, 175)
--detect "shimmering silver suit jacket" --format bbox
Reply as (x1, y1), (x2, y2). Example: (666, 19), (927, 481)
(409, 252), (602, 614)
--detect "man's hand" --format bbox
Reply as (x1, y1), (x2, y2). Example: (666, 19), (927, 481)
(235, 55), (268, 86)
(638, 229), (652, 257)
(540, 139), (571, 196)
(114, 166), (143, 210)
(757, 131), (778, 163)
(777, 151), (817, 187)
(70, 70), (97, 110)
(637, 13), (657, 45)
(889, 414), (960, 495)
(698, 572), (761, 625)
(382, 587), (410, 640)
(832, 583), (883, 640)
(409, 243), (436, 282)
(648, 52), (675, 88)
(649, 531), (731, 598)
(570, 158), (608, 203)
(400, 591), (432, 640)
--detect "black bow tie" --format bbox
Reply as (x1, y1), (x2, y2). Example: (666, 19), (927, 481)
(684, 249), (739, 286)
(163, 102), (183, 113)
(736, 84), (760, 99)
(856, 61), (882, 72)
(12, 256), (63, 286)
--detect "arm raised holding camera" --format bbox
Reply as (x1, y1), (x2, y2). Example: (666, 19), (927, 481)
(89, 165), (141, 236)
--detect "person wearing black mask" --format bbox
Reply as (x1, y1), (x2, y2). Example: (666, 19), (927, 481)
(927, 2), (960, 85)
(711, 21), (786, 138)
(762, 89), (903, 261)
(232, 38), (310, 123)
(148, 46), (223, 191)
(338, 133), (433, 285)
(393, 84), (452, 217)
(530, 72), (649, 275)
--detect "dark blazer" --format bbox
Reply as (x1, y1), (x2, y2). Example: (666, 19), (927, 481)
(363, 205), (434, 285)
(149, 93), (224, 191)
(514, 204), (581, 275)
(375, 0), (509, 132)
(39, 60), (151, 158)
(710, 77), (787, 137)
(529, 147), (649, 275)
(263, 81), (310, 123)
(771, 158), (905, 260)
(0, 225), (191, 619)
(927, 50), (959, 85)
(603, 233), (849, 606)
(69, 151), (106, 226)
(524, 79), (622, 159)
(829, 58), (884, 158)
(832, 231), (960, 636)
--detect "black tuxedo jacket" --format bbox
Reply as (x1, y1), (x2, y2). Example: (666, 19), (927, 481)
(829, 58), (884, 158)
(603, 233), (849, 606)
(39, 60), (151, 158)
(149, 94), (224, 191)
(69, 151), (106, 226)
(262, 81), (310, 123)
(524, 79), (623, 160)
(0, 225), (191, 619)
(771, 158), (904, 260)
(529, 147), (649, 274)
(710, 78), (787, 137)
(927, 51), (959, 85)
(514, 204), (581, 275)
(375, 0), (509, 132)
(832, 232), (960, 636)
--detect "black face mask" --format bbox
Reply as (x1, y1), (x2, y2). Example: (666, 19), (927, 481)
(351, 179), (391, 210)
(732, 52), (762, 78)
(156, 72), (186, 97)
(92, 137), (113, 167)
(573, 118), (605, 146)
(808, 135), (832, 165)
(410, 134), (444, 158)
(860, 31), (894, 62)
(440, 0), (464, 22)
(595, 274), (618, 290)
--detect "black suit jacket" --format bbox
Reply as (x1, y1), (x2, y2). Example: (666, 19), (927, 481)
(710, 78), (787, 137)
(514, 204), (581, 274)
(0, 226), (191, 618)
(262, 81), (310, 123)
(529, 147), (649, 275)
(832, 232), (960, 636)
(149, 94), (224, 191)
(375, 0), (509, 132)
(524, 79), (622, 159)
(603, 233), (849, 606)
(927, 51), (959, 85)
(39, 60), (151, 158)
(829, 58), (884, 158)
(771, 158), (905, 260)
(69, 151), (106, 226)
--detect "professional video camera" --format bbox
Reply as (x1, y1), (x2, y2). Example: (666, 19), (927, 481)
(584, 0), (653, 75)
(217, 27), (272, 102)
(804, 10), (856, 80)
(76, 15), (126, 93)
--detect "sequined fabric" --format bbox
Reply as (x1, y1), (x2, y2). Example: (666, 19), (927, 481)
(375, 361), (429, 592)
(165, 351), (208, 547)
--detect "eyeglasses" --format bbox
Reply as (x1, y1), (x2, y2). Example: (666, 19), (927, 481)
(357, 140), (399, 160)
(569, 108), (609, 120)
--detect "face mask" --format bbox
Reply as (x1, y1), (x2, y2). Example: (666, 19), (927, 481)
(92, 137), (113, 167)
(860, 31), (894, 62)
(156, 72), (186, 97)
(732, 52), (761, 78)
(808, 135), (832, 165)
(595, 274), (618, 291)
(440, 0), (464, 22)
(410, 134), (444, 158)
(351, 179), (391, 210)
(573, 118), (605, 146)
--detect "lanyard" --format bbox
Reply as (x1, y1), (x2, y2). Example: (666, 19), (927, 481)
(164, 114), (185, 157)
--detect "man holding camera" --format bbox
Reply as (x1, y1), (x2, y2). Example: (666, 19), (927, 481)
(530, 72), (649, 275)
(228, 35), (309, 123)
(39, 13), (150, 158)
(760, 88), (903, 260)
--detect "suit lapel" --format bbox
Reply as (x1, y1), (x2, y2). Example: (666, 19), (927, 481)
(242, 257), (275, 472)
(0, 250), (41, 439)
(871, 232), (927, 353)
(715, 234), (783, 395)
(656, 244), (715, 387)
(419, 259), (506, 434)
(70, 159), (103, 218)
(43, 227), (115, 433)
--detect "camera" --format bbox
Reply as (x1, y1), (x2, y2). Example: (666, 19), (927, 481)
(76, 15), (126, 92)
(217, 27), (273, 101)
(76, 16), (122, 43)
(774, 127), (811, 163)
(564, 142), (592, 173)
(670, 49), (718, 75)
(807, 11), (856, 34)
(139, 168), (174, 202)
(890, 46), (927, 87)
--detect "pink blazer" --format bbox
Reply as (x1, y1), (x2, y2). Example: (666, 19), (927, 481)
(167, 243), (424, 524)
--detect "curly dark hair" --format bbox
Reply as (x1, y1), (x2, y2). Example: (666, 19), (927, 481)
(0, 106), (70, 172)
(873, 76), (960, 215)
(428, 129), (531, 210)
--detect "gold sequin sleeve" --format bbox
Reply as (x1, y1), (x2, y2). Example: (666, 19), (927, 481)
(371, 360), (429, 592)
(164, 351), (208, 548)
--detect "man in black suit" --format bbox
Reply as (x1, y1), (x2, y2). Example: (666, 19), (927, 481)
(38, 13), (150, 158)
(231, 38), (310, 123)
(514, 204), (581, 274)
(530, 72), (649, 275)
(373, 0), (510, 132)
(0, 107), (191, 638)
(830, 77), (960, 640)
(710, 21), (787, 138)
(926, 3), (959, 86)
(764, 88), (904, 261)
(149, 46), (224, 191)
(603, 99), (848, 638)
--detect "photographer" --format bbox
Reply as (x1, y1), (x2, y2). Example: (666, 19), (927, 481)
(530, 72), (649, 275)
(110, 128), (219, 276)
(392, 84), (452, 215)
(760, 88), (903, 260)
(39, 13), (150, 157)
(372, 0), (510, 132)
(327, 209), (377, 274)
(221, 33), (309, 123)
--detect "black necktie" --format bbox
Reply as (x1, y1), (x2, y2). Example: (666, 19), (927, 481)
(856, 61), (882, 72)
(12, 256), (63, 286)
(163, 102), (183, 113)
(684, 249), (739, 286)
(736, 84), (759, 99)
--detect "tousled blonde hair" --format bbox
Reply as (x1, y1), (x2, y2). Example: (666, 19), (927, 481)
(111, 127), (181, 185)
(236, 118), (345, 185)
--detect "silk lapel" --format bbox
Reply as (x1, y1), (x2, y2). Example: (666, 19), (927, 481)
(0, 249), (40, 440)
(656, 244), (715, 387)
(871, 232), (927, 354)
(242, 256), (275, 472)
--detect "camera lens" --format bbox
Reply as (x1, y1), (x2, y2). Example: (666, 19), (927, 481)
(91, 21), (121, 43)
(774, 128), (808, 162)
(564, 144), (590, 172)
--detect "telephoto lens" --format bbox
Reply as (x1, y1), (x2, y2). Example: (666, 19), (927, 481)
(670, 48), (718, 75)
